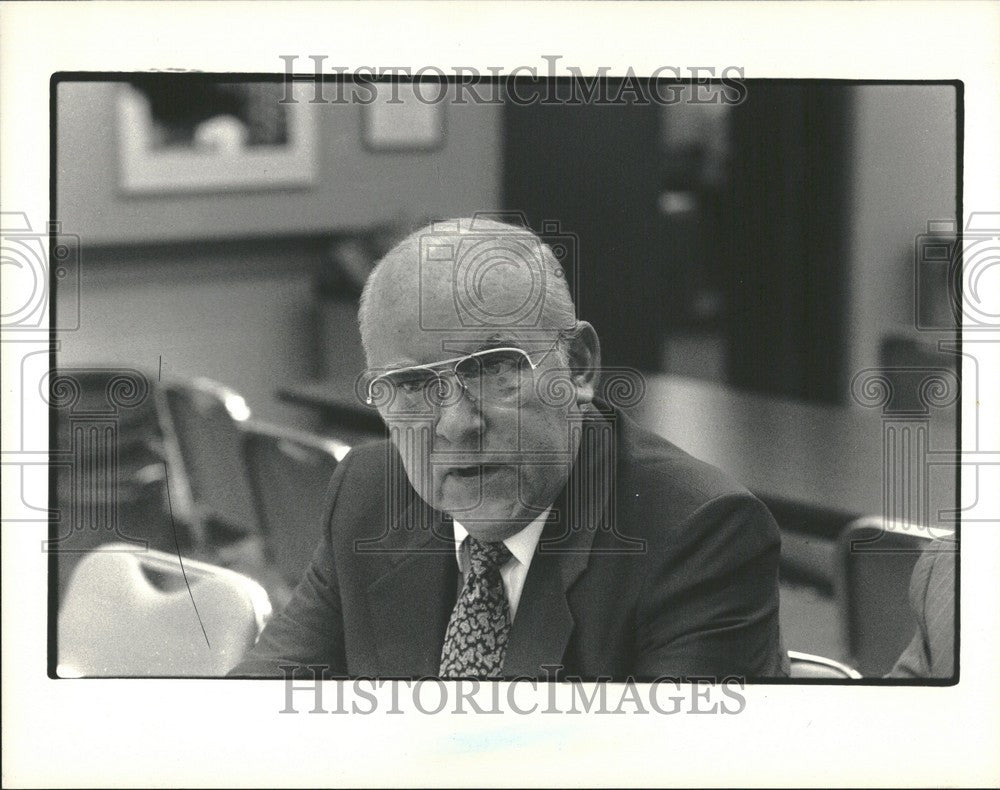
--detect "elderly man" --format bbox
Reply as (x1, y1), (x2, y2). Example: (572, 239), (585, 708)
(231, 216), (787, 680)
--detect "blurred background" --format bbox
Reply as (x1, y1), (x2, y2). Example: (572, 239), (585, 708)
(52, 77), (959, 677)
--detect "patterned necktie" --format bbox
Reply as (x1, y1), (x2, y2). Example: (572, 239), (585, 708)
(439, 537), (513, 679)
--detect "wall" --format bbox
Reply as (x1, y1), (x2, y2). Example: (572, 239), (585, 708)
(56, 81), (502, 426)
(57, 81), (502, 244)
(844, 84), (958, 387)
(57, 241), (326, 428)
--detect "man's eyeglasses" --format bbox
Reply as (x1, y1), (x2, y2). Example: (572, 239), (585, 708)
(365, 347), (552, 410)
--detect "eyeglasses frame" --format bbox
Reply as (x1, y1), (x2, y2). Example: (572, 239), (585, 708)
(364, 345), (560, 408)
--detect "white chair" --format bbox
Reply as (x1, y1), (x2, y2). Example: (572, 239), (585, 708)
(788, 650), (862, 679)
(57, 544), (272, 677)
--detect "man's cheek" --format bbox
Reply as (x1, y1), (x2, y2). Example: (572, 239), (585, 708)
(390, 442), (434, 499)
(388, 423), (433, 460)
(516, 412), (574, 455)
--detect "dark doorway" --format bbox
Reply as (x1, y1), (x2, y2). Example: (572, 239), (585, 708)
(502, 81), (667, 373)
(502, 80), (851, 403)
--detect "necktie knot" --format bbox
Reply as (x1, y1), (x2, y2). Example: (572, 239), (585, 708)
(467, 537), (512, 576)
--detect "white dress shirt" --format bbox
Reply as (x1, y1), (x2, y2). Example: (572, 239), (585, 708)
(452, 508), (550, 621)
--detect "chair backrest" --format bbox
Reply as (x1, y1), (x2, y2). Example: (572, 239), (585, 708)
(48, 367), (178, 604)
(787, 650), (862, 679)
(838, 516), (955, 676)
(243, 421), (349, 585)
(160, 378), (260, 540)
(57, 544), (272, 677)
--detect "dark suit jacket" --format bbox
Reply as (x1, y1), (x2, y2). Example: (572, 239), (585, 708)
(887, 539), (956, 679)
(230, 403), (788, 680)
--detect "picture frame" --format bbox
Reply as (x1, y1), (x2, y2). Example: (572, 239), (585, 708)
(116, 80), (317, 194)
(362, 81), (446, 152)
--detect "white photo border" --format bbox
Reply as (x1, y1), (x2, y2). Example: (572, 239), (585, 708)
(2, 2), (999, 787)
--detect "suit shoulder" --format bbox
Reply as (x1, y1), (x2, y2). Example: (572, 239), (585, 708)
(610, 410), (782, 558)
(320, 439), (394, 532)
(338, 439), (391, 471)
(618, 411), (755, 510)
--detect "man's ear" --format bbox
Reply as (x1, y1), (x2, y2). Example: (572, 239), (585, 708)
(563, 321), (601, 405)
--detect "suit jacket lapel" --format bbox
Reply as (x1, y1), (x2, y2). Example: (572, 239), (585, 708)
(365, 498), (457, 676)
(503, 409), (616, 678)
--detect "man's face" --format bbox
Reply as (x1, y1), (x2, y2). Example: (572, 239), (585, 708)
(363, 260), (578, 542)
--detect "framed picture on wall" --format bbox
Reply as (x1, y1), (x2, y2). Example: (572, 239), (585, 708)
(362, 81), (446, 152)
(116, 78), (317, 194)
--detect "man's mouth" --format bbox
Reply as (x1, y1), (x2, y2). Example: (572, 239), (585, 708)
(446, 464), (505, 479)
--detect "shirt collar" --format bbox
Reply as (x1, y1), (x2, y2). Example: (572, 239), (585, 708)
(452, 507), (551, 570)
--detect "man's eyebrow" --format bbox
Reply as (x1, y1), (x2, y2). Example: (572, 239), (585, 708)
(373, 359), (422, 373)
(474, 334), (520, 351)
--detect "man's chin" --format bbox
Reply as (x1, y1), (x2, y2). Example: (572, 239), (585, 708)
(436, 495), (505, 523)
(451, 514), (533, 543)
(434, 496), (531, 541)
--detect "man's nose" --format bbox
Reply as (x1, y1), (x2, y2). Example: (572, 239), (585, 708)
(433, 381), (483, 446)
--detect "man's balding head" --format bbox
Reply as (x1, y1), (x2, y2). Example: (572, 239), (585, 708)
(358, 217), (577, 359)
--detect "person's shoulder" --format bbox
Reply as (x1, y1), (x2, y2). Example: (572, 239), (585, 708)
(320, 438), (398, 523)
(603, 405), (780, 554)
(336, 438), (392, 477)
(910, 536), (957, 601)
(606, 406), (781, 592)
(615, 406), (754, 510)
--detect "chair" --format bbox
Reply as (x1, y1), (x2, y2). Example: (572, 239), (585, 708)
(788, 650), (862, 679)
(57, 543), (272, 677)
(767, 496), (859, 666)
(48, 367), (180, 605)
(837, 516), (955, 676)
(243, 421), (349, 586)
(159, 378), (260, 544)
